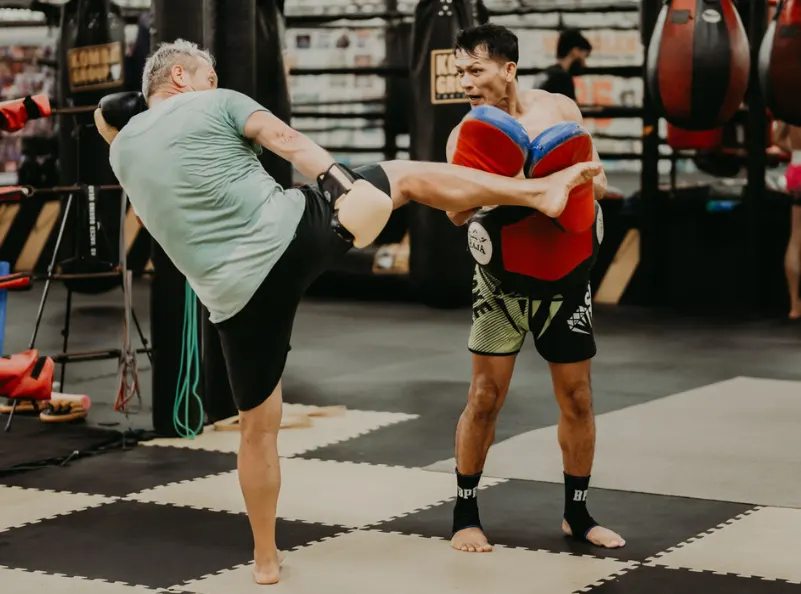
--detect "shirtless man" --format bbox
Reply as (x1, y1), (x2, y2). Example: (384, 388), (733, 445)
(773, 120), (801, 320)
(93, 39), (601, 585)
(444, 23), (626, 552)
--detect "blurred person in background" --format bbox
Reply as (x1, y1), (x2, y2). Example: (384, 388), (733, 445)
(773, 120), (801, 320)
(536, 28), (592, 102)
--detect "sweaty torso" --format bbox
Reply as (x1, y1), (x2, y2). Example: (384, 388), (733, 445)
(516, 90), (573, 142)
(109, 88), (306, 323)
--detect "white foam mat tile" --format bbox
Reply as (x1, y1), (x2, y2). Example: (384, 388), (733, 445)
(130, 458), (504, 528)
(141, 404), (417, 456)
(651, 506), (801, 583)
(0, 566), (159, 594)
(178, 530), (635, 594)
(0, 486), (113, 532)
(426, 377), (801, 508)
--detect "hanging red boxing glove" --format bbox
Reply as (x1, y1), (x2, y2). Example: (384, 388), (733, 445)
(0, 95), (52, 133)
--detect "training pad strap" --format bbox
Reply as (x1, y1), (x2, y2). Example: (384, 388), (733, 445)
(317, 163), (356, 203)
(317, 163), (356, 243)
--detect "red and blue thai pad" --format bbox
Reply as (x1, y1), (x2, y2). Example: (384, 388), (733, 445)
(525, 122), (595, 234)
(452, 105), (530, 177)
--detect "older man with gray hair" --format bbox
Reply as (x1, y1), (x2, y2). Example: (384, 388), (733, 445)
(95, 39), (602, 585)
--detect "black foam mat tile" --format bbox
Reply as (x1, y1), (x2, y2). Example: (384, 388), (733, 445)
(371, 479), (754, 562)
(0, 444), (237, 497)
(584, 565), (801, 593)
(0, 499), (346, 589)
(0, 415), (122, 472)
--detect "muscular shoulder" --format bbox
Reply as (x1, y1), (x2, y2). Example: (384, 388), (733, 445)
(521, 89), (581, 121)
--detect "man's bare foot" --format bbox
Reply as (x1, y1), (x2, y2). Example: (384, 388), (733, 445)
(253, 549), (284, 585)
(538, 162), (604, 218)
(562, 520), (626, 549)
(450, 527), (493, 553)
(789, 303), (801, 320)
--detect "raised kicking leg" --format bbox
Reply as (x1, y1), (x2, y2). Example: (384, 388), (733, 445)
(378, 159), (602, 218)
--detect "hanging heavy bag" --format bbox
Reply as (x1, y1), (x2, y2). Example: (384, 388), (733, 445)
(759, 0), (801, 125)
(646, 0), (751, 130)
(58, 185), (119, 294)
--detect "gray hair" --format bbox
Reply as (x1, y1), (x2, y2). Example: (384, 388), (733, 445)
(142, 39), (215, 100)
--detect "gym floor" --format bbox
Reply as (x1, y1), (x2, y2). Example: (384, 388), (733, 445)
(2, 272), (801, 592)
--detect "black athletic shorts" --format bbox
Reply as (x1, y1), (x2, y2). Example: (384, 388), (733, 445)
(468, 265), (596, 364)
(213, 163), (391, 412)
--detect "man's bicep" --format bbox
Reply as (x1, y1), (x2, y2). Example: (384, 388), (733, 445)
(217, 89), (271, 136)
(242, 110), (302, 159)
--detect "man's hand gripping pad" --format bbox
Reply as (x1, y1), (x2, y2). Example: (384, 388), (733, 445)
(318, 163), (392, 249)
(452, 105), (530, 176)
(526, 122), (595, 233)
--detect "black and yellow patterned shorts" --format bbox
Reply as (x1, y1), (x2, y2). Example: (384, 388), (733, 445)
(468, 265), (597, 363)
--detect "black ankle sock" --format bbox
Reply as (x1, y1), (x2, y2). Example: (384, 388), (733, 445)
(452, 469), (482, 534)
(563, 473), (598, 539)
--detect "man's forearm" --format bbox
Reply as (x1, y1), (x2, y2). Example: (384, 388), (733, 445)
(265, 131), (335, 181)
(246, 110), (336, 181)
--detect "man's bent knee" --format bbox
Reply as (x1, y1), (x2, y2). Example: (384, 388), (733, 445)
(466, 378), (506, 423)
(239, 382), (283, 436)
(559, 381), (593, 420)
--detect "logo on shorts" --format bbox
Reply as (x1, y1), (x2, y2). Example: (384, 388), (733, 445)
(567, 285), (593, 335)
(701, 9), (721, 23)
(468, 222), (493, 265)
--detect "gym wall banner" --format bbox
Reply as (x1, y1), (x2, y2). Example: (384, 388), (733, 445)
(67, 42), (125, 93)
(430, 49), (468, 105)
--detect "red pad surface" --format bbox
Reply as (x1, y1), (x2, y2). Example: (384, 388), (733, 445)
(452, 120), (528, 177)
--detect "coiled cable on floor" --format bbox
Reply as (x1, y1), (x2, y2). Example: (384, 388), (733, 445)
(173, 280), (204, 438)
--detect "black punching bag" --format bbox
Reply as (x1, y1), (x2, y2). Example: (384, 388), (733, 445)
(407, 0), (477, 309)
(57, 0), (126, 293)
(255, 0), (293, 188)
(149, 0), (215, 435)
(759, 0), (801, 125)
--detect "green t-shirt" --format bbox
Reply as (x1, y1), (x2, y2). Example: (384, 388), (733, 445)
(110, 88), (305, 323)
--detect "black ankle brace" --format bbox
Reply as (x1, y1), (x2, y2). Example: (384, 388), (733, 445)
(563, 473), (598, 540)
(452, 469), (482, 534)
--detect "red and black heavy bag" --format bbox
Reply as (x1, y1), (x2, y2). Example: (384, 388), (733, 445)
(646, 0), (751, 130)
(759, 0), (801, 125)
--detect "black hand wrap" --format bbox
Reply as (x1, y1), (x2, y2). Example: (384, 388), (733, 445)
(317, 163), (356, 244)
(98, 91), (147, 131)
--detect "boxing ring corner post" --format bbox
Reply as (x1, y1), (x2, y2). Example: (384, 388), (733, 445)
(744, 0), (770, 311)
(148, 0), (219, 436)
(637, 0), (669, 307)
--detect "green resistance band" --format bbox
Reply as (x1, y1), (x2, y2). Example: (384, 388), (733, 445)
(173, 280), (204, 438)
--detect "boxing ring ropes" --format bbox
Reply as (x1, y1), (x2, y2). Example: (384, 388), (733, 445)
(0, 99), (148, 423)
